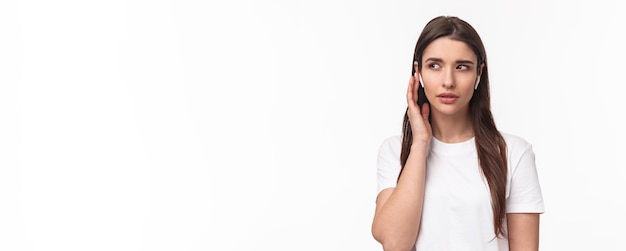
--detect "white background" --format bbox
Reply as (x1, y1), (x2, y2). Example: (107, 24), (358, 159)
(1, 0), (625, 250)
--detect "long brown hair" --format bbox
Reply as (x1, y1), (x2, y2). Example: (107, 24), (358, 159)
(399, 16), (508, 238)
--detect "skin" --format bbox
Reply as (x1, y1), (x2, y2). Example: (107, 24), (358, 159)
(508, 213), (540, 251)
(372, 37), (540, 251)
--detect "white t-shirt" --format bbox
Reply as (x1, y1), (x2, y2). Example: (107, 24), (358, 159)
(376, 132), (545, 251)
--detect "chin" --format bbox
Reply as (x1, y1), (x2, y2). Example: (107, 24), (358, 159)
(431, 104), (468, 117)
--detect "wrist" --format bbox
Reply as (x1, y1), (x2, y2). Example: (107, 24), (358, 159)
(410, 140), (431, 153)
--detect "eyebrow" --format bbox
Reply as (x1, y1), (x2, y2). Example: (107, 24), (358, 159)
(424, 57), (475, 65)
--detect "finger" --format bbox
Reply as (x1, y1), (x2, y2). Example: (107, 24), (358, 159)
(407, 76), (416, 108)
(421, 102), (430, 121)
(414, 72), (420, 106)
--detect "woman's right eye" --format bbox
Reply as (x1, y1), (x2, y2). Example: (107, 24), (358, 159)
(428, 63), (440, 69)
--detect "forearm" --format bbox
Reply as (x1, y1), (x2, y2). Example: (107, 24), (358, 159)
(372, 147), (428, 250)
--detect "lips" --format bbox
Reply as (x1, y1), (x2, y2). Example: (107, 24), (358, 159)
(437, 93), (458, 98)
(437, 93), (458, 104)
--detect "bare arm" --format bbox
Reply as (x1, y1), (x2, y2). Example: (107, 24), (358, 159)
(371, 75), (432, 251)
(507, 213), (540, 251)
(372, 148), (427, 251)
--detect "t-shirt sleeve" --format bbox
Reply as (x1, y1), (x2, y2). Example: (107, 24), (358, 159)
(506, 144), (545, 213)
(376, 137), (402, 196)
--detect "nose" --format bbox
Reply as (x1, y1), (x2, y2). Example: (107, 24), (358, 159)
(442, 69), (455, 88)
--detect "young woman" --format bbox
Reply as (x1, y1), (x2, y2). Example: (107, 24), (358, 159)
(371, 16), (545, 251)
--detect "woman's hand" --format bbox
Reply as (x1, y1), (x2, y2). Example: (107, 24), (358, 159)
(407, 73), (433, 148)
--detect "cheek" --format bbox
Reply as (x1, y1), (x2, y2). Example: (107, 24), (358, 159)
(423, 88), (437, 102)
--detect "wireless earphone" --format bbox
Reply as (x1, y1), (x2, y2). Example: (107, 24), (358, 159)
(474, 76), (481, 90)
(419, 74), (425, 88)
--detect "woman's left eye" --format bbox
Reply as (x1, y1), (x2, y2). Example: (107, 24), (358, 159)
(456, 65), (469, 70)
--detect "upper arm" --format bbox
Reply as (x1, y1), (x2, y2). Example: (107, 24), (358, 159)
(374, 188), (394, 217)
(507, 213), (540, 251)
(376, 137), (402, 196)
(371, 188), (394, 244)
(507, 145), (544, 213)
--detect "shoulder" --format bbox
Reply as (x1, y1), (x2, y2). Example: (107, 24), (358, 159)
(380, 135), (402, 147)
(500, 131), (533, 152)
(500, 131), (535, 166)
(377, 135), (402, 158)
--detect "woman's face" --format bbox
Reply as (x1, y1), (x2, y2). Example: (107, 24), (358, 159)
(417, 37), (481, 118)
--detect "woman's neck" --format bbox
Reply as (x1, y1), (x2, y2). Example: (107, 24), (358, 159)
(430, 111), (474, 143)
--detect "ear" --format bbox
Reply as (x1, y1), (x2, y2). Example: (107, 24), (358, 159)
(414, 61), (424, 87)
